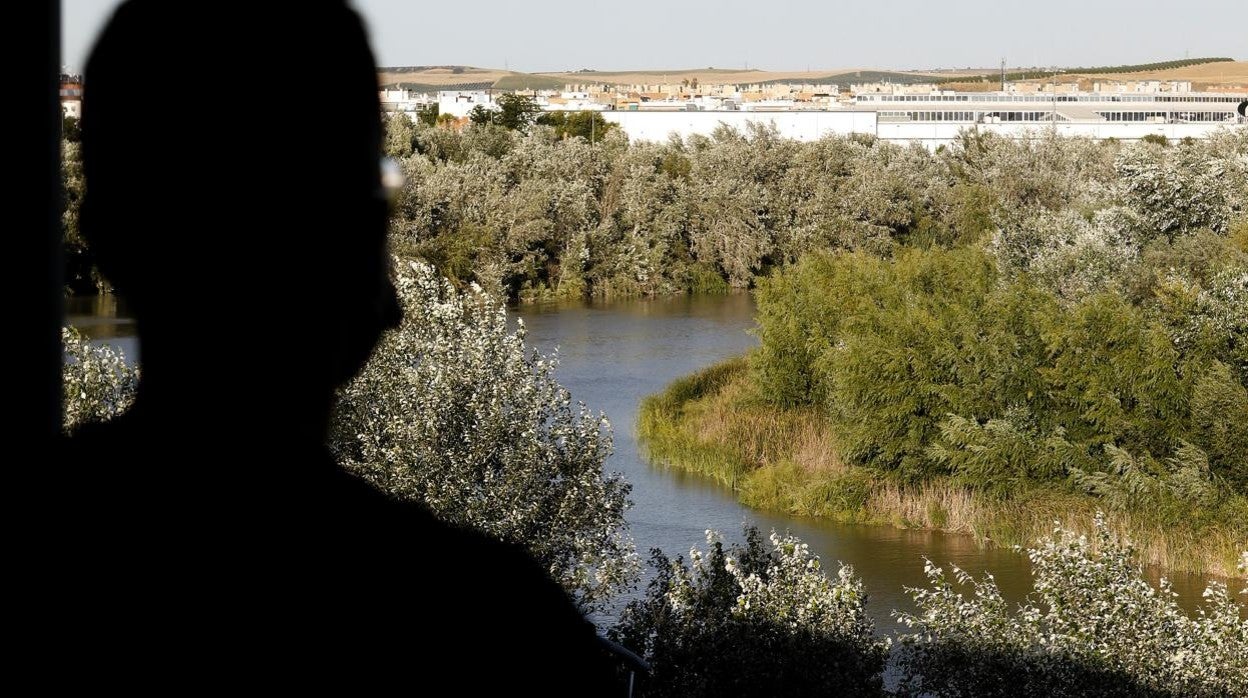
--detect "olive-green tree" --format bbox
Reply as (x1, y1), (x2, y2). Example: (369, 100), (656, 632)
(331, 261), (638, 610)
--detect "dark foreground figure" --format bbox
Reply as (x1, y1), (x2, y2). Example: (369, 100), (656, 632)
(60, 1), (615, 691)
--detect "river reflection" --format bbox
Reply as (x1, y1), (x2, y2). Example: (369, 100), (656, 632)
(66, 294), (139, 360)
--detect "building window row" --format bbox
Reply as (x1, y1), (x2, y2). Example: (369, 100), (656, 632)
(1096, 111), (1234, 122)
(879, 110), (979, 122)
(982, 111), (1058, 122)
(858, 94), (1245, 104)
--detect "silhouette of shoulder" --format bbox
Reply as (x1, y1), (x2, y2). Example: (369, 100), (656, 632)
(61, 412), (615, 693)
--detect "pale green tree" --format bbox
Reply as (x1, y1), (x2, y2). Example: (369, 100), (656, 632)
(331, 261), (638, 609)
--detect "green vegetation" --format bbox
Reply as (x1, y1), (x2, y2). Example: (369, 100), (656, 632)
(535, 110), (618, 142)
(61, 114), (81, 142)
(468, 93), (543, 132)
(61, 327), (137, 431)
(415, 104), (439, 127)
(491, 74), (566, 91)
(612, 518), (1245, 697)
(72, 114), (1240, 308)
(60, 118), (106, 294)
(760, 70), (952, 87)
(384, 120), (1244, 304)
(385, 121), (1055, 301)
(612, 526), (887, 697)
(381, 81), (493, 93)
(62, 272), (1248, 694)
(377, 65), (480, 73)
(63, 320), (1247, 695)
(894, 517), (1247, 697)
(640, 357), (1246, 576)
(331, 262), (636, 610)
(640, 129), (1248, 577)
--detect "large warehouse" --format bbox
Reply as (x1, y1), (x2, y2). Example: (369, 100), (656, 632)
(602, 91), (1248, 147)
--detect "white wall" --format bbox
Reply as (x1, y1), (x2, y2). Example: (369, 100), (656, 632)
(876, 122), (1241, 149)
(438, 91), (494, 118)
(602, 111), (877, 143)
(604, 111), (1244, 147)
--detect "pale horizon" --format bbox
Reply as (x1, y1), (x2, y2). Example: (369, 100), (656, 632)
(63, 0), (1246, 75)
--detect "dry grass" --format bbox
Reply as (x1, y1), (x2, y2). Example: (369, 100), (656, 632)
(1090, 60), (1248, 83)
(690, 373), (845, 475)
(376, 62), (1248, 93)
(537, 68), (976, 85)
(377, 66), (514, 86)
(861, 482), (1245, 577)
(639, 356), (1248, 579)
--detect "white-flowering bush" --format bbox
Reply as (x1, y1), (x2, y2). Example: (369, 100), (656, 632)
(944, 130), (1116, 213)
(1161, 269), (1248, 373)
(731, 531), (879, 643)
(611, 526), (888, 697)
(61, 326), (138, 432)
(1029, 219), (1138, 303)
(990, 207), (1140, 304)
(895, 514), (1248, 697)
(1115, 140), (1240, 238)
(331, 261), (637, 610)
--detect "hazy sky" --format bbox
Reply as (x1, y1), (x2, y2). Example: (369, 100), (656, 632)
(63, 0), (1246, 74)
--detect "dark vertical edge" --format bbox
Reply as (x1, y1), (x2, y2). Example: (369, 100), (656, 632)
(10, 0), (65, 649)
(46, 2), (64, 444)
(22, 1), (65, 451)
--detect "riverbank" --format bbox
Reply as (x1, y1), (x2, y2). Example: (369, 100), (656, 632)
(638, 357), (1248, 579)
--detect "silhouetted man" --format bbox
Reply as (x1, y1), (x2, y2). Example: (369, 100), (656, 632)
(63, 1), (616, 691)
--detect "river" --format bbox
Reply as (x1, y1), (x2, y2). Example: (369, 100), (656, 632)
(513, 293), (1239, 633)
(69, 292), (1240, 635)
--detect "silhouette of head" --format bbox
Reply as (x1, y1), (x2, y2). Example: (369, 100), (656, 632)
(81, 1), (399, 425)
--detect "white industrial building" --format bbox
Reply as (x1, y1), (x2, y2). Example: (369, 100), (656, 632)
(603, 111), (877, 142)
(603, 91), (1248, 147)
(379, 88), (434, 113)
(437, 90), (495, 118)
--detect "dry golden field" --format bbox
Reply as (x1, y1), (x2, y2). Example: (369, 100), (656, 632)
(377, 61), (1247, 91)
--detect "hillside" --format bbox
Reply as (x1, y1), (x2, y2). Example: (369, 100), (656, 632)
(944, 58), (1248, 91)
(378, 65), (985, 91)
(376, 60), (1247, 93)
(1058, 60), (1248, 90)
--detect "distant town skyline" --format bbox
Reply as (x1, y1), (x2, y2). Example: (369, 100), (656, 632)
(63, 0), (1245, 75)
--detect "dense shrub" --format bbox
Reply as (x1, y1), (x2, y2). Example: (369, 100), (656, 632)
(330, 261), (638, 610)
(61, 327), (138, 431)
(609, 517), (1244, 697)
(611, 527), (888, 697)
(394, 122), (1233, 300)
(896, 515), (1248, 697)
(750, 140), (1248, 513)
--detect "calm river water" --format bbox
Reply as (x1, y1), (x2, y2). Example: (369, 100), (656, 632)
(69, 292), (1240, 635)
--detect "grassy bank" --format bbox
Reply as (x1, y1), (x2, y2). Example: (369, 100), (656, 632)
(638, 357), (1248, 578)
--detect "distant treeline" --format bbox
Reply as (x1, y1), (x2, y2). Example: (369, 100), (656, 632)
(380, 81), (493, 92)
(938, 57), (1237, 84)
(383, 114), (1246, 308)
(377, 65), (475, 73)
(758, 71), (948, 87)
(380, 78), (569, 92)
